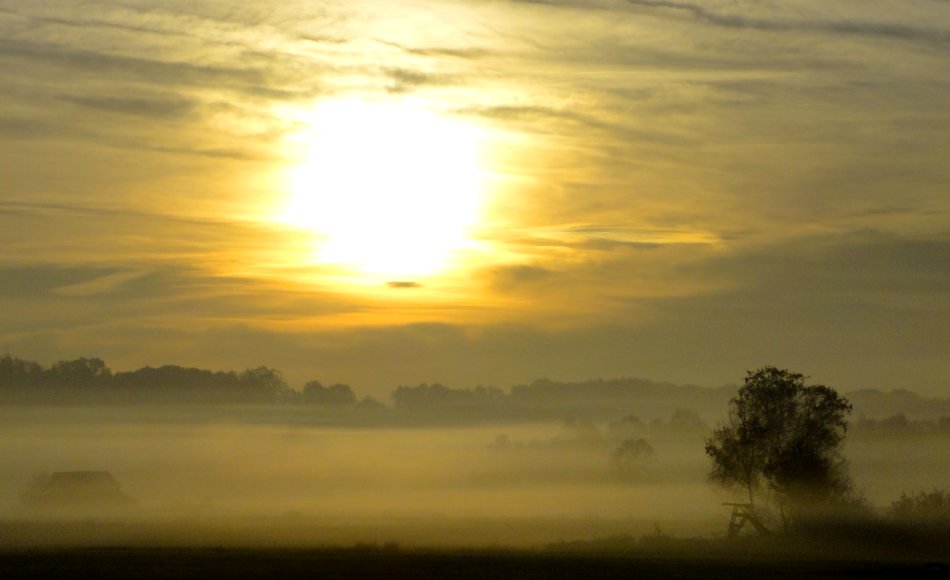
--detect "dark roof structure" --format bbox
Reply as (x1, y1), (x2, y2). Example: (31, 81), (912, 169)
(21, 471), (136, 509)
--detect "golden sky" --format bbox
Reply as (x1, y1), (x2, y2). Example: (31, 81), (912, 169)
(1, 0), (948, 395)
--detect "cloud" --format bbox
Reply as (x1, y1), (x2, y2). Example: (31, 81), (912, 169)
(3, 230), (948, 396)
(486, 225), (717, 258)
(52, 269), (154, 297)
(704, 230), (950, 299)
(0, 201), (310, 273)
(299, 34), (349, 45)
(455, 104), (683, 145)
(0, 261), (366, 339)
(0, 265), (120, 298)
(625, 0), (950, 48)
(383, 67), (457, 94)
(1, 7), (188, 39)
(504, 0), (605, 7)
(0, 0), (947, 400)
(0, 113), (262, 159)
(60, 95), (197, 120)
(0, 39), (260, 87)
(0, 117), (64, 139)
(373, 38), (491, 60)
(565, 225), (717, 247)
(488, 265), (557, 292)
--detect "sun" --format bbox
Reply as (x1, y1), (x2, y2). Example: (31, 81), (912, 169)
(283, 98), (487, 279)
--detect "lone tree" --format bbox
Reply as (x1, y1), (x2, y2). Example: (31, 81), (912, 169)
(610, 438), (655, 480)
(705, 366), (854, 531)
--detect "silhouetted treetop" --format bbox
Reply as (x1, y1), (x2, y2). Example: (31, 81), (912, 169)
(393, 383), (505, 408)
(0, 355), (42, 387)
(0, 356), (289, 403)
(705, 366), (855, 531)
(303, 381), (357, 405)
(46, 357), (112, 388)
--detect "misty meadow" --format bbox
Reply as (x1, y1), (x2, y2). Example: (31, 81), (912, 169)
(2, 355), (948, 568)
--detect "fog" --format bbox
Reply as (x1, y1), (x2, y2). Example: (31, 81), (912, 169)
(0, 406), (716, 547)
(846, 435), (950, 503)
(1, 405), (946, 549)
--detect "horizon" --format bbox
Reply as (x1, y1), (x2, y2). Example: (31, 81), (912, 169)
(6, 351), (950, 397)
(5, 355), (950, 426)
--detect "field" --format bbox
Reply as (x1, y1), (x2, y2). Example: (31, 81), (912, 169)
(2, 405), (948, 578)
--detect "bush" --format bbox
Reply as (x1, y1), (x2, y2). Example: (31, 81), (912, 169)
(891, 490), (950, 528)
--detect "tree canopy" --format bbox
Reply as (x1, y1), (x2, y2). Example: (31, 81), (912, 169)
(705, 366), (854, 530)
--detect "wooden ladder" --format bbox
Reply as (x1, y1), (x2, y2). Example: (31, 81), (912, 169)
(723, 502), (770, 537)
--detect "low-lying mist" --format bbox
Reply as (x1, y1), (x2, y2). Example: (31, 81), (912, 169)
(0, 406), (946, 549)
(0, 406), (715, 547)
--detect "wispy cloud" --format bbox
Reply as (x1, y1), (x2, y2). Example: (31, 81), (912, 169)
(383, 67), (458, 94)
(0, 39), (270, 92)
(52, 269), (154, 297)
(59, 95), (197, 120)
(625, 0), (950, 48)
(372, 37), (492, 60)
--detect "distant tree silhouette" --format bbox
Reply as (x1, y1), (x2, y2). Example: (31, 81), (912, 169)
(238, 366), (291, 401)
(392, 383), (505, 408)
(112, 365), (243, 401)
(1, 357), (298, 404)
(613, 438), (655, 460)
(45, 357), (112, 389)
(0, 355), (42, 388)
(704, 366), (854, 531)
(666, 408), (709, 432)
(610, 438), (655, 479)
(356, 396), (387, 411)
(605, 414), (645, 441)
(303, 381), (357, 405)
(891, 489), (950, 530)
(391, 383), (507, 422)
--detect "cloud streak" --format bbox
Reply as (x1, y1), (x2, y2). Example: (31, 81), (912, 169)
(0, 39), (273, 94)
(59, 95), (197, 120)
(625, 0), (950, 48)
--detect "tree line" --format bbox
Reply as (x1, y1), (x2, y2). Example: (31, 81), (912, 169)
(0, 355), (295, 404)
(2, 355), (949, 430)
(0, 355), (732, 414)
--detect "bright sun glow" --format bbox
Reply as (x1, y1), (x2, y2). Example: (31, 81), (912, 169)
(283, 98), (487, 279)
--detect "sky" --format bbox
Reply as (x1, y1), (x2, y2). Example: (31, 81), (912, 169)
(0, 0), (948, 398)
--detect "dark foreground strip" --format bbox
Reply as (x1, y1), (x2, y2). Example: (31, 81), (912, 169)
(0, 549), (947, 580)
